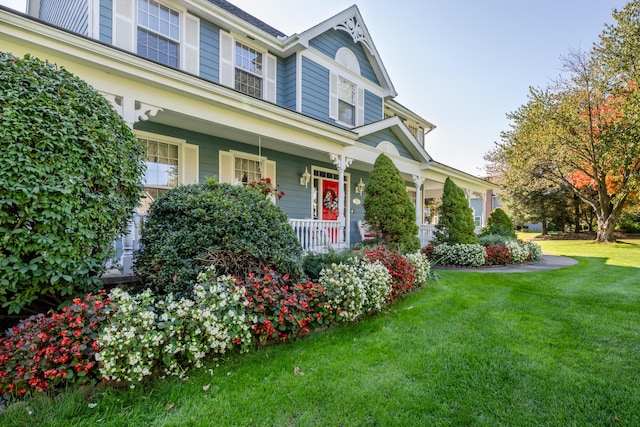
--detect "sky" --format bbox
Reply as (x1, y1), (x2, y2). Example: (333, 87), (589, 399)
(0, 0), (629, 177)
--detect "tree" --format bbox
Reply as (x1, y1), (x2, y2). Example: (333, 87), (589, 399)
(496, 45), (640, 243)
(363, 153), (420, 253)
(0, 53), (146, 314)
(434, 177), (478, 244)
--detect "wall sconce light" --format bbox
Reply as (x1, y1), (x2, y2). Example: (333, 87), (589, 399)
(299, 167), (311, 188)
(355, 178), (366, 195)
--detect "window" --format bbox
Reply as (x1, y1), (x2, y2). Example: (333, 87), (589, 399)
(137, 0), (180, 67)
(234, 156), (262, 185)
(338, 77), (356, 125)
(140, 138), (179, 200)
(235, 42), (263, 97)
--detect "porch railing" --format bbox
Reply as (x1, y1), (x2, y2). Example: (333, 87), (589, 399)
(288, 219), (346, 253)
(419, 224), (437, 247)
(105, 213), (146, 276)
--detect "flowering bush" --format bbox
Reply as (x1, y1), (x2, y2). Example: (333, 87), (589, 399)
(248, 177), (284, 200)
(431, 243), (486, 267)
(484, 244), (513, 265)
(364, 247), (417, 302)
(97, 289), (165, 384)
(97, 275), (253, 383)
(242, 271), (334, 344)
(319, 259), (391, 321)
(359, 260), (393, 314)
(404, 252), (431, 287)
(506, 240), (529, 264)
(0, 292), (110, 397)
(522, 241), (543, 261)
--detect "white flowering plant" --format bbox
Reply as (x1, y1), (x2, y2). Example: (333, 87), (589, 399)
(97, 268), (253, 384)
(320, 258), (392, 321)
(432, 243), (486, 267)
(404, 252), (431, 287)
(522, 241), (543, 261)
(506, 240), (529, 263)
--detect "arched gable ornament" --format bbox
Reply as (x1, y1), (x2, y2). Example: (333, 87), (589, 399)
(333, 15), (373, 55)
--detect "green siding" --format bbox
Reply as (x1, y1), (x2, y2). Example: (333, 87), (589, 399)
(364, 90), (382, 124)
(309, 29), (379, 85)
(200, 20), (219, 83)
(301, 57), (330, 123)
(278, 55), (297, 110)
(358, 129), (414, 160)
(99, 0), (112, 44)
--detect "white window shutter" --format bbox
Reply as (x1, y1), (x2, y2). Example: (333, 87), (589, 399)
(113, 0), (136, 52)
(356, 87), (365, 126)
(329, 73), (338, 120)
(265, 53), (277, 103)
(219, 31), (235, 88)
(218, 151), (234, 184)
(182, 143), (199, 185)
(183, 13), (200, 75)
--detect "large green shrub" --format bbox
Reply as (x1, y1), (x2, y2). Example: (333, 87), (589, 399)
(134, 180), (303, 294)
(480, 208), (517, 239)
(363, 154), (420, 253)
(0, 53), (145, 314)
(434, 177), (478, 244)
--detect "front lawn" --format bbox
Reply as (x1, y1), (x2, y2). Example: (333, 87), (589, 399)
(2, 239), (639, 426)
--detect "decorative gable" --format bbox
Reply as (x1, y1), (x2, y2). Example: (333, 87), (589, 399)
(333, 15), (372, 56)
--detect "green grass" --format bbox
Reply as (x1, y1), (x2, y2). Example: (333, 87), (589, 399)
(2, 239), (640, 426)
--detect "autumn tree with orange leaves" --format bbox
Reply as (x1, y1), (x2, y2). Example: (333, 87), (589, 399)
(491, 2), (640, 243)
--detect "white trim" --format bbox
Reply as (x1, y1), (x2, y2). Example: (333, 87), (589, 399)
(133, 130), (199, 186)
(89, 0), (100, 39)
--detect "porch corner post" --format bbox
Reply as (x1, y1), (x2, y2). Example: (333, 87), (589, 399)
(329, 153), (353, 247)
(413, 175), (424, 228)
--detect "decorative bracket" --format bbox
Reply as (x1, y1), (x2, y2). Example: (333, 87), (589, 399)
(329, 153), (354, 171)
(334, 15), (373, 55)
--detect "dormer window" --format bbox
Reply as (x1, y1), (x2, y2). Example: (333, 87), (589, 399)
(338, 78), (356, 126)
(137, 0), (180, 67)
(235, 42), (263, 97)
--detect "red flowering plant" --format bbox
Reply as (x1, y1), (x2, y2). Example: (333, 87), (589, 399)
(0, 291), (111, 398)
(364, 247), (417, 303)
(484, 244), (513, 266)
(248, 177), (284, 200)
(241, 269), (335, 345)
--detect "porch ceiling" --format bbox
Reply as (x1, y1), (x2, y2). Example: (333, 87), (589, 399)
(145, 110), (350, 165)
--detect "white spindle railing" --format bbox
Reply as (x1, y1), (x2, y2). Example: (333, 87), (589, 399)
(419, 224), (436, 247)
(105, 213), (146, 276)
(288, 219), (345, 253)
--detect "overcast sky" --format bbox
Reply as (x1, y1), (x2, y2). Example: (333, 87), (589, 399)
(0, 0), (629, 176)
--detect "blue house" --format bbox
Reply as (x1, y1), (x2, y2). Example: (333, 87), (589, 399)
(2, 0), (496, 262)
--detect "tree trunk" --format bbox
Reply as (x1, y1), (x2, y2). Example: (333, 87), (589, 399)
(541, 219), (548, 235)
(596, 216), (617, 243)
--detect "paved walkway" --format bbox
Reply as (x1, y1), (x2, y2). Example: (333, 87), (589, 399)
(434, 255), (579, 273)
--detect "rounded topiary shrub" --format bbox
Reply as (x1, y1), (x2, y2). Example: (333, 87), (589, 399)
(480, 208), (516, 239)
(134, 180), (304, 294)
(0, 53), (145, 315)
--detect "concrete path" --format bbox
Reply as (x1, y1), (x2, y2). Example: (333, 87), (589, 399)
(434, 255), (579, 273)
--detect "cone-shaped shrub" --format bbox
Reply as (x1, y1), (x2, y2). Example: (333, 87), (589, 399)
(363, 154), (420, 253)
(434, 177), (478, 244)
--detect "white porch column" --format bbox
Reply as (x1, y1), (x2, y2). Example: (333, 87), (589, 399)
(329, 153), (353, 246)
(413, 175), (424, 227)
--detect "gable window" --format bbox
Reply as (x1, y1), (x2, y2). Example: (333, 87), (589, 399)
(235, 42), (263, 97)
(137, 0), (180, 67)
(338, 78), (356, 126)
